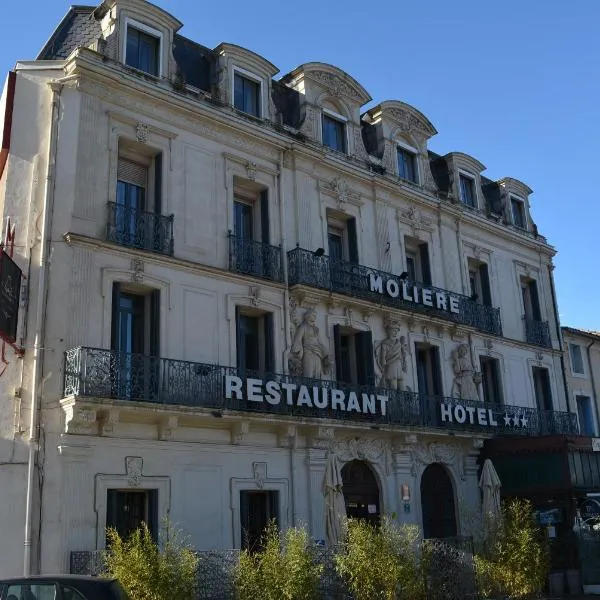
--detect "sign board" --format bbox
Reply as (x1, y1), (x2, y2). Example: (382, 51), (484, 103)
(0, 249), (21, 344)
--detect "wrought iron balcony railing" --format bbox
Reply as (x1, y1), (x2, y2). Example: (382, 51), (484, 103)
(64, 347), (578, 437)
(287, 247), (502, 336)
(524, 317), (552, 348)
(106, 202), (174, 256)
(228, 233), (284, 283)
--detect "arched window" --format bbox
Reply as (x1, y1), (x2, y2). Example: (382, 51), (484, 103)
(341, 460), (380, 524)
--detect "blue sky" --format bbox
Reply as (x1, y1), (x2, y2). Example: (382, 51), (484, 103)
(1, 0), (598, 330)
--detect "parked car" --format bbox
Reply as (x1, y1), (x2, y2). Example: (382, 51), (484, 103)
(0, 576), (129, 600)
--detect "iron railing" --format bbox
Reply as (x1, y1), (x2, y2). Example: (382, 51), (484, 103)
(524, 316), (552, 348)
(63, 347), (578, 436)
(106, 202), (174, 256)
(287, 248), (502, 336)
(228, 233), (283, 282)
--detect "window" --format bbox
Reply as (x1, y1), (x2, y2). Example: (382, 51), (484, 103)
(61, 586), (87, 600)
(404, 237), (431, 285)
(322, 112), (346, 152)
(521, 278), (541, 321)
(106, 489), (158, 544)
(333, 326), (374, 385)
(468, 260), (492, 306)
(236, 309), (274, 374)
(397, 147), (417, 183)
(126, 25), (160, 76)
(234, 72), (261, 117)
(459, 174), (476, 208)
(511, 197), (526, 229)
(415, 344), (443, 396)
(480, 356), (503, 406)
(569, 343), (585, 375)
(240, 490), (279, 551)
(6, 584), (57, 600)
(532, 366), (553, 412)
(577, 395), (596, 436)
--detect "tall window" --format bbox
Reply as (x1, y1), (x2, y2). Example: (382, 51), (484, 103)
(236, 309), (274, 374)
(397, 147), (417, 183)
(511, 197), (526, 229)
(334, 326), (374, 386)
(240, 490), (279, 551)
(532, 366), (553, 412)
(480, 356), (503, 406)
(404, 237), (431, 285)
(468, 260), (492, 306)
(459, 174), (476, 208)
(521, 278), (542, 321)
(234, 73), (261, 117)
(322, 113), (346, 152)
(126, 26), (159, 76)
(569, 343), (585, 375)
(415, 344), (443, 396)
(327, 214), (358, 264)
(577, 395), (596, 436)
(106, 489), (158, 544)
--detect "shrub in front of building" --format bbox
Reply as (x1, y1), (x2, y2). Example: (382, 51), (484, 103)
(334, 517), (425, 600)
(474, 499), (550, 599)
(234, 522), (323, 600)
(102, 521), (199, 600)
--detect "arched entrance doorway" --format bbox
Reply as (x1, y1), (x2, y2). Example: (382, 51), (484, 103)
(341, 460), (380, 524)
(420, 463), (457, 538)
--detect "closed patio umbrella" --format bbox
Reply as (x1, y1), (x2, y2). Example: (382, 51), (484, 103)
(323, 452), (346, 548)
(479, 458), (502, 518)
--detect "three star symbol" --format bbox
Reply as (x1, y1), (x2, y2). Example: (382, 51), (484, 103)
(502, 413), (528, 428)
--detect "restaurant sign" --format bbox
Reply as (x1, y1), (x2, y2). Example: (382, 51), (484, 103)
(0, 249), (22, 344)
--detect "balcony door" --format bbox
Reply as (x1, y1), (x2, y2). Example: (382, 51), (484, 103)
(333, 325), (375, 386)
(415, 344), (442, 397)
(111, 283), (160, 401)
(240, 490), (279, 552)
(116, 158), (147, 248)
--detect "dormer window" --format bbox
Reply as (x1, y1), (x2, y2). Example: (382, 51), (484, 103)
(459, 173), (477, 208)
(397, 144), (418, 183)
(234, 70), (261, 118)
(511, 196), (527, 229)
(125, 20), (161, 77)
(322, 110), (347, 153)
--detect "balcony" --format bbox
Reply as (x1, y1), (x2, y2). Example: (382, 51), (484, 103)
(63, 347), (578, 437)
(524, 317), (552, 348)
(228, 233), (284, 283)
(106, 202), (174, 256)
(287, 248), (502, 336)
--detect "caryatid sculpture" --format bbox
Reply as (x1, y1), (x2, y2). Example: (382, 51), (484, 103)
(375, 321), (408, 391)
(290, 308), (330, 379)
(451, 343), (480, 401)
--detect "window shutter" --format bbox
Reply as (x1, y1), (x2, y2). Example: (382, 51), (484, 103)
(235, 307), (244, 372)
(111, 282), (121, 351)
(542, 368), (553, 411)
(117, 158), (147, 187)
(419, 243), (432, 285)
(263, 313), (275, 374)
(106, 490), (118, 531)
(148, 490), (159, 543)
(150, 290), (160, 358)
(240, 491), (250, 550)
(355, 330), (375, 386)
(529, 281), (541, 321)
(269, 491), (280, 527)
(154, 153), (162, 214)
(480, 264), (492, 307)
(347, 218), (358, 264)
(334, 325), (343, 382)
(492, 359), (504, 406)
(260, 190), (270, 244)
(431, 347), (443, 396)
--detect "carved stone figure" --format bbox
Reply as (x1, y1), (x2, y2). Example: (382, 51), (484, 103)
(290, 309), (330, 378)
(451, 343), (480, 401)
(375, 322), (408, 390)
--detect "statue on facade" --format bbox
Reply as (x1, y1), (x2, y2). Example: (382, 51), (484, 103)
(375, 321), (409, 390)
(290, 308), (330, 379)
(451, 343), (480, 401)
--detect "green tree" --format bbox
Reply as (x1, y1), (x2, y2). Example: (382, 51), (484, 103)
(474, 499), (550, 599)
(102, 521), (199, 600)
(234, 522), (323, 600)
(334, 517), (425, 600)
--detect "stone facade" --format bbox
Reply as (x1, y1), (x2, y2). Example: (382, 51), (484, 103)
(0, 0), (576, 576)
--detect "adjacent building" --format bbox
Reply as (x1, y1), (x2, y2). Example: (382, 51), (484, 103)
(0, 0), (578, 577)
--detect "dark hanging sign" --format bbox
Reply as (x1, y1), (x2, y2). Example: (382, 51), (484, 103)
(0, 249), (22, 344)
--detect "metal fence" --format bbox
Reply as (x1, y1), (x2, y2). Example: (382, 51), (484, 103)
(524, 317), (552, 348)
(228, 233), (284, 283)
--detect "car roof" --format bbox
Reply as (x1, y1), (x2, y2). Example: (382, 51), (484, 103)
(1, 575), (116, 584)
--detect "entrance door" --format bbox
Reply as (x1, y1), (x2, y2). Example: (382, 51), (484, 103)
(341, 460), (380, 525)
(421, 463), (457, 539)
(240, 490), (279, 552)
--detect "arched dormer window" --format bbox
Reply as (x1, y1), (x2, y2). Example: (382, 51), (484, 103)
(321, 99), (348, 153)
(396, 138), (419, 184)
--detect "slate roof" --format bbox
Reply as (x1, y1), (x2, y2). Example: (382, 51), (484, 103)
(38, 6), (100, 60)
(172, 34), (214, 93)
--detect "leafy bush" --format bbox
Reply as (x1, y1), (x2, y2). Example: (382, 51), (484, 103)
(474, 499), (549, 599)
(335, 517), (425, 600)
(234, 522), (323, 600)
(102, 521), (199, 600)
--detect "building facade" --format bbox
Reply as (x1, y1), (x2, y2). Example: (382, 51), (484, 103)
(0, 0), (578, 576)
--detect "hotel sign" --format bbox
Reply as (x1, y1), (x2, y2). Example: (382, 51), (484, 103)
(368, 274), (461, 315)
(0, 249), (22, 344)
(440, 402), (529, 429)
(225, 375), (389, 416)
